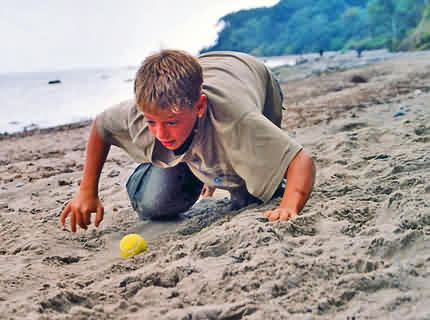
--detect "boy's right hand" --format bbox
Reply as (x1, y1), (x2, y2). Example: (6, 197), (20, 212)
(60, 191), (104, 232)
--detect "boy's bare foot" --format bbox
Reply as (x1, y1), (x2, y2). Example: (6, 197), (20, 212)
(200, 184), (216, 197)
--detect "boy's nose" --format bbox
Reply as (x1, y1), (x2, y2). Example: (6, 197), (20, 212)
(156, 125), (169, 140)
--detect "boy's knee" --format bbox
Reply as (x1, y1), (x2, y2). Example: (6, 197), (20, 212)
(126, 162), (203, 220)
(134, 200), (182, 220)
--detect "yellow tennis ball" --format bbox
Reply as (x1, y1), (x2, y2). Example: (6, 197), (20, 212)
(120, 234), (147, 258)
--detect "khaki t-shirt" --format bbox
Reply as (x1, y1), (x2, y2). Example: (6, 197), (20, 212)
(96, 51), (302, 202)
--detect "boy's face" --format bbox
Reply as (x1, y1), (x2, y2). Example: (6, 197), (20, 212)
(143, 95), (206, 150)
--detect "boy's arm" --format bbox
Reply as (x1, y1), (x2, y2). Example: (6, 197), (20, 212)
(264, 150), (315, 221)
(60, 121), (111, 232)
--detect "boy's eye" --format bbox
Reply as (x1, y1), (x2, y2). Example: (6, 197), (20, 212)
(146, 120), (177, 127)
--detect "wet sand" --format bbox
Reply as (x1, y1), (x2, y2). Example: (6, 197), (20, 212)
(1, 51), (430, 319)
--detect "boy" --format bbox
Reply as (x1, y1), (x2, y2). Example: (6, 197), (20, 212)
(60, 50), (315, 232)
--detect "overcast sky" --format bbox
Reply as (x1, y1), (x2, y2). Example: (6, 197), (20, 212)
(1, 0), (278, 73)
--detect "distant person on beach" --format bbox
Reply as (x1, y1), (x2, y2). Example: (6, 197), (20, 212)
(60, 49), (316, 232)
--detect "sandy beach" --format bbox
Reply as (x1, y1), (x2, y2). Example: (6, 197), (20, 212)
(1, 51), (430, 319)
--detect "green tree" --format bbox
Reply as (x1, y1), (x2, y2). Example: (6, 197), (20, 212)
(200, 0), (430, 56)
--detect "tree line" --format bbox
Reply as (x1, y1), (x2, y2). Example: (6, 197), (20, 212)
(200, 0), (430, 56)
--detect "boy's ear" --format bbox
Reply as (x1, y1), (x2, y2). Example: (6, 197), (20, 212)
(196, 94), (207, 118)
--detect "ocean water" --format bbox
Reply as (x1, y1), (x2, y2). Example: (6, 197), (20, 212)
(0, 56), (302, 134)
(0, 67), (137, 133)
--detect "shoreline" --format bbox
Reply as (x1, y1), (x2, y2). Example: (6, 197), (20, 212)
(0, 119), (92, 141)
(3, 49), (430, 139)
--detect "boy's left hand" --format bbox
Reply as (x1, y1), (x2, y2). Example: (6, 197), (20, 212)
(264, 208), (298, 222)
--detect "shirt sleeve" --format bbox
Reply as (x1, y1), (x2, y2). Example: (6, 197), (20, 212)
(227, 112), (303, 202)
(95, 99), (134, 147)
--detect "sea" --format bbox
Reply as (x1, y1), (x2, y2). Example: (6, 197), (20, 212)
(0, 56), (300, 134)
(0, 66), (137, 134)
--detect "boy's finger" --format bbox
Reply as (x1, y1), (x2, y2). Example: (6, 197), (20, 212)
(268, 210), (280, 221)
(70, 212), (76, 233)
(60, 203), (71, 225)
(94, 205), (104, 227)
(280, 210), (291, 221)
(83, 212), (91, 226)
(76, 212), (87, 230)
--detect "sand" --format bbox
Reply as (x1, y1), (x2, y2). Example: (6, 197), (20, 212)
(1, 51), (430, 320)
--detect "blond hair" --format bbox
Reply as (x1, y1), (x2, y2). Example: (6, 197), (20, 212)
(135, 49), (203, 113)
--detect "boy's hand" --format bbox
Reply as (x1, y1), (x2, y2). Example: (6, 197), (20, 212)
(265, 150), (314, 222)
(264, 208), (298, 222)
(60, 192), (104, 232)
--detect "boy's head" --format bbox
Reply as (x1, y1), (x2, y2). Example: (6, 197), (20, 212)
(135, 49), (206, 150)
(135, 49), (203, 114)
